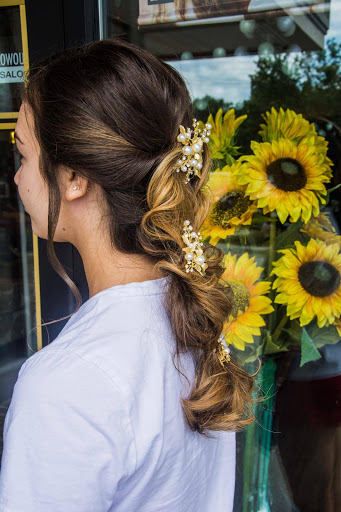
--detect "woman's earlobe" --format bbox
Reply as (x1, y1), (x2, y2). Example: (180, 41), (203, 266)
(66, 183), (91, 199)
(65, 183), (87, 201)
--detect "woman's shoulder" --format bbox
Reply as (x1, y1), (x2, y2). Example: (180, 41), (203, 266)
(14, 346), (129, 414)
(42, 290), (177, 396)
(17, 314), (178, 406)
(1, 347), (137, 511)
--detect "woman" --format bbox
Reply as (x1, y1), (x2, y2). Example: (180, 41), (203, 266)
(0, 37), (258, 511)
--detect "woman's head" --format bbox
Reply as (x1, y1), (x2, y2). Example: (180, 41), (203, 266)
(16, 39), (204, 248)
(14, 101), (96, 243)
(18, 37), (261, 435)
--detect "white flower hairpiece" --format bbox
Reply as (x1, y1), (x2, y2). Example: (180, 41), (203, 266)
(173, 118), (211, 184)
(182, 219), (207, 276)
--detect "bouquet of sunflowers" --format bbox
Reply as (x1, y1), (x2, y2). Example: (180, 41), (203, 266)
(198, 107), (341, 367)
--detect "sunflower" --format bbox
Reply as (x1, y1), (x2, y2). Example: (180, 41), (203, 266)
(260, 107), (319, 144)
(301, 212), (341, 246)
(221, 252), (274, 351)
(259, 107), (334, 180)
(204, 108), (247, 164)
(199, 162), (258, 244)
(272, 239), (341, 328)
(236, 137), (332, 224)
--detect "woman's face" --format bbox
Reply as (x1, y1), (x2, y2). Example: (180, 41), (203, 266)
(13, 102), (50, 239)
(13, 101), (92, 243)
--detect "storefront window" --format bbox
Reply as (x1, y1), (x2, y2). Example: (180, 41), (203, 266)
(100, 1), (341, 510)
(0, 2), (37, 452)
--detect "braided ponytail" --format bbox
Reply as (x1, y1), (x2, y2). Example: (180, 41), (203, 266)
(139, 131), (261, 436)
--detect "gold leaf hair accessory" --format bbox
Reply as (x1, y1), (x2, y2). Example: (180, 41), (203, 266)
(173, 118), (211, 184)
(182, 220), (208, 276)
(217, 333), (231, 366)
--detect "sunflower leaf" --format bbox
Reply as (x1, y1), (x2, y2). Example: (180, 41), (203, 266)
(304, 322), (341, 349)
(274, 221), (305, 251)
(263, 329), (290, 355)
(235, 338), (265, 365)
(283, 319), (302, 343)
(300, 327), (322, 366)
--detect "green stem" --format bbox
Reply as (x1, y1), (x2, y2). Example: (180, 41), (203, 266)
(272, 314), (289, 343)
(326, 183), (341, 194)
(267, 212), (277, 277)
(267, 212), (277, 333)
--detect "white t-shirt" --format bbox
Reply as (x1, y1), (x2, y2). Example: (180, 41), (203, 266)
(0, 276), (236, 512)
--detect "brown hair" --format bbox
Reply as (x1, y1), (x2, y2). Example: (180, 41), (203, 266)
(22, 37), (262, 437)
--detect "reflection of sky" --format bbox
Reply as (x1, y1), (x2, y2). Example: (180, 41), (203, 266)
(170, 56), (255, 103)
(169, 56), (257, 105)
(167, 0), (341, 104)
(328, 0), (341, 41)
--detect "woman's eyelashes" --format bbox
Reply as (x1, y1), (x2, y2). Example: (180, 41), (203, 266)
(12, 146), (23, 165)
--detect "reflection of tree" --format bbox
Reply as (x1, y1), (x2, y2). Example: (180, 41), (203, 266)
(240, 38), (341, 158)
(193, 38), (341, 210)
(193, 95), (232, 119)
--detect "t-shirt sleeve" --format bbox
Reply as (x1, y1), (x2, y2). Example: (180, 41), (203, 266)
(0, 349), (136, 512)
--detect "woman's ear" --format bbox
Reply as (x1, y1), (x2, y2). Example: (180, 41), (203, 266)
(60, 168), (90, 201)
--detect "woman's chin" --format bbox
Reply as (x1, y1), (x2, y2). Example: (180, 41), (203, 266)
(30, 220), (48, 240)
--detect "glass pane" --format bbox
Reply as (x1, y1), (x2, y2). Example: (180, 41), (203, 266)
(0, 5), (25, 113)
(102, 1), (341, 510)
(0, 127), (36, 390)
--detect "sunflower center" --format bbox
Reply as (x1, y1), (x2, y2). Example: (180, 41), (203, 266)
(210, 191), (252, 229)
(266, 158), (307, 191)
(298, 261), (341, 297)
(229, 281), (250, 318)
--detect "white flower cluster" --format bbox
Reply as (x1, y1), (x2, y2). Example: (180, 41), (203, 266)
(174, 118), (212, 184)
